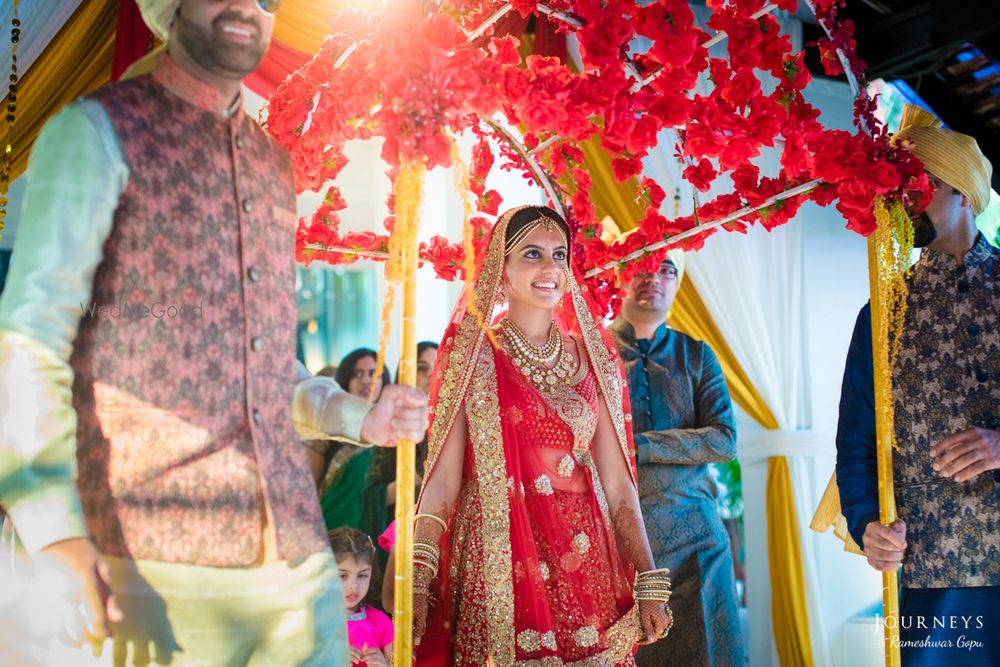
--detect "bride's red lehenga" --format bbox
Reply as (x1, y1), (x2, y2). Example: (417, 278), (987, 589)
(416, 207), (641, 666)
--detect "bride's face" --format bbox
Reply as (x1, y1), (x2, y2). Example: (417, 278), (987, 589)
(503, 225), (569, 311)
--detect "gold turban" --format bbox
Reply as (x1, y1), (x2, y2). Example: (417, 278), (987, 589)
(137, 0), (181, 42)
(893, 104), (993, 215)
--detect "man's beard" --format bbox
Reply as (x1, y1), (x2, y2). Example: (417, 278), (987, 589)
(174, 10), (266, 78)
(911, 214), (938, 248)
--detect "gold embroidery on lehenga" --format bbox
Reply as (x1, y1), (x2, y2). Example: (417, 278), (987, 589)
(534, 475), (554, 495)
(518, 629), (542, 652)
(557, 454), (575, 478)
(568, 282), (634, 485)
(573, 625), (599, 648)
(467, 343), (516, 665)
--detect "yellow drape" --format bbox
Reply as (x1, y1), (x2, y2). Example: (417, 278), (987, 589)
(271, 0), (383, 55)
(583, 135), (814, 667)
(1, 0), (116, 184)
(767, 457), (816, 667)
(810, 474), (864, 555)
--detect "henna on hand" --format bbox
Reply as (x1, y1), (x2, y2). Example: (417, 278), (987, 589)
(612, 497), (654, 572)
(637, 599), (672, 645)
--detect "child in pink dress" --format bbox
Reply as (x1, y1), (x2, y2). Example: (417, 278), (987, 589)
(330, 527), (394, 666)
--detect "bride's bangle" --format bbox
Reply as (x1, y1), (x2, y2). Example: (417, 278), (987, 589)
(635, 568), (672, 602)
(637, 567), (671, 578)
(415, 513), (448, 531)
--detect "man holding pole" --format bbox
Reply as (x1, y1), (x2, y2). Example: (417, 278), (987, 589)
(0, 1), (427, 664)
(836, 105), (999, 665)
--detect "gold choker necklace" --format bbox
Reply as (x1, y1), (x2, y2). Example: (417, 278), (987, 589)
(501, 318), (576, 392)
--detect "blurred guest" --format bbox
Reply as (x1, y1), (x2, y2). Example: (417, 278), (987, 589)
(306, 349), (392, 531)
(336, 349), (389, 401)
(0, 1), (427, 664)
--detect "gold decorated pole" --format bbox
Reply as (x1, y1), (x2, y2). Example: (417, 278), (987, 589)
(387, 159), (424, 667)
(866, 196), (913, 667)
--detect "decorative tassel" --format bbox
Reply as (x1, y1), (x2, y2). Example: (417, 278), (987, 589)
(0, 0), (21, 238)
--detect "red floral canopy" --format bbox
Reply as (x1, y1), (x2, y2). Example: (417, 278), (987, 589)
(266, 0), (930, 316)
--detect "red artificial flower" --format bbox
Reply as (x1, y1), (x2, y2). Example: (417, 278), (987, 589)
(612, 155), (643, 182)
(469, 136), (494, 196)
(868, 161), (903, 193)
(490, 35), (521, 66)
(757, 16), (793, 74)
(573, 0), (635, 71)
(423, 234), (465, 280)
(697, 192), (745, 222)
(636, 0), (702, 72)
(640, 177), (667, 210)
(720, 66), (762, 108)
(478, 189), (503, 215)
(780, 130), (814, 180)
(780, 52), (812, 91)
(713, 14), (761, 70)
(683, 159), (718, 192)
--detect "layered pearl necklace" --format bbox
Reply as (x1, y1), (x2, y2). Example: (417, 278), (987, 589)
(500, 318), (576, 392)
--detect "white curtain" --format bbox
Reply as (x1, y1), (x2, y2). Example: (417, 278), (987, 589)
(684, 217), (831, 667)
(636, 6), (893, 665)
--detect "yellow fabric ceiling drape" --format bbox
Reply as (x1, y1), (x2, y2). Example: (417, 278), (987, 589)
(582, 135), (815, 667)
(272, 0), (382, 55)
(1, 0), (116, 184)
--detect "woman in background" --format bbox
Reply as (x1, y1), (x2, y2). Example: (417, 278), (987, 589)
(311, 348), (391, 530)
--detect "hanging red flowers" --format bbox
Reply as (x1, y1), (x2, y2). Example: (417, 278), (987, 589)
(266, 0), (930, 313)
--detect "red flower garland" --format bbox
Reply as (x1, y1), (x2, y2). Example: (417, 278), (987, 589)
(267, 0), (930, 317)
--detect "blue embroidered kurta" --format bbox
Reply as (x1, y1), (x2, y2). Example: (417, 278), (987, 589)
(610, 319), (745, 667)
(836, 234), (1000, 665)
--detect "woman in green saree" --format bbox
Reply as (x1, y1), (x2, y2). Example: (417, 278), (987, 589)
(315, 348), (391, 530)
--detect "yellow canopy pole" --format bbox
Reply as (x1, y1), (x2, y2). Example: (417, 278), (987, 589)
(867, 228), (901, 667)
(390, 160), (424, 666)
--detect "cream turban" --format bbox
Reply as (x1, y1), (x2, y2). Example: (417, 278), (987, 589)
(137, 0), (180, 42)
(893, 104), (993, 215)
(666, 248), (685, 286)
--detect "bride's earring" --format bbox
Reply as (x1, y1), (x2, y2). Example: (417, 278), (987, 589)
(496, 284), (508, 305)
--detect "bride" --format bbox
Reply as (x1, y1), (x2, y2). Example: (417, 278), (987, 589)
(400, 205), (672, 665)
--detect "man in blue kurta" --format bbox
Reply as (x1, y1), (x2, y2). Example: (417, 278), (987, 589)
(610, 253), (745, 667)
(836, 105), (999, 665)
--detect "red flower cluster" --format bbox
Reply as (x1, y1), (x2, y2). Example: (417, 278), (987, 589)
(268, 0), (928, 314)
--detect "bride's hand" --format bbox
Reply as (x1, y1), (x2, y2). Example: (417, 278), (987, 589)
(412, 567), (433, 645)
(637, 599), (672, 645)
